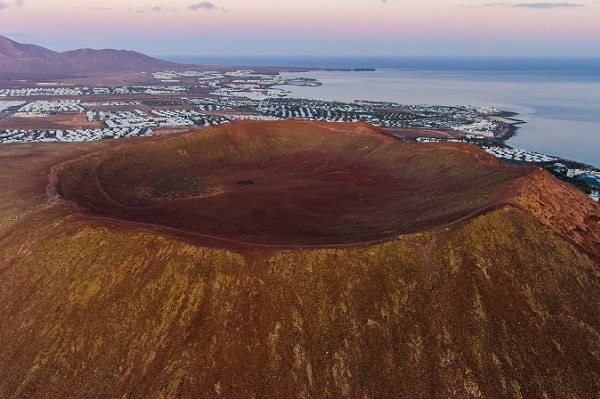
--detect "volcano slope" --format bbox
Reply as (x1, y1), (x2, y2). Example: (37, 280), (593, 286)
(0, 120), (598, 398)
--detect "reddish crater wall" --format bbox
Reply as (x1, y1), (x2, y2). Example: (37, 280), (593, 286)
(53, 120), (527, 247)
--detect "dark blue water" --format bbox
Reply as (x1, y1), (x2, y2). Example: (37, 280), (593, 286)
(165, 56), (600, 167)
(167, 55), (600, 82)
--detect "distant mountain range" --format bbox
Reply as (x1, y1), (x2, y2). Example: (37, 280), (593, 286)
(0, 35), (184, 74)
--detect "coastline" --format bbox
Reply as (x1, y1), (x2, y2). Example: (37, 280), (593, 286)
(1, 57), (598, 199)
(489, 112), (526, 142)
(275, 65), (600, 168)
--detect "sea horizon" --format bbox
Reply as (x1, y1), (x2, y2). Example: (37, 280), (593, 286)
(163, 55), (600, 79)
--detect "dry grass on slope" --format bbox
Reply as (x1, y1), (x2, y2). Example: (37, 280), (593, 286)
(0, 206), (597, 398)
(509, 167), (600, 260)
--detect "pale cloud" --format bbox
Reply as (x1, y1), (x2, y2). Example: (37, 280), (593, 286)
(0, 0), (23, 9)
(189, 2), (227, 12)
(189, 2), (217, 11)
(133, 5), (172, 14)
(460, 2), (505, 7)
(464, 1), (585, 7)
(513, 2), (585, 7)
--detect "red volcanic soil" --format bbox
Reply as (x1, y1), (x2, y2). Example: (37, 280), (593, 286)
(52, 120), (526, 247)
(0, 112), (104, 130)
(383, 127), (464, 139)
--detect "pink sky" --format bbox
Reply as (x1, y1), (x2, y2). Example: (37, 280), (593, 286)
(1, 0), (599, 56)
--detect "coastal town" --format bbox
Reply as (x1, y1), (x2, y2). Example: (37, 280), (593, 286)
(1, 68), (598, 200)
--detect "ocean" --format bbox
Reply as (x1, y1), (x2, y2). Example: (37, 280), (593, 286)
(167, 56), (600, 168)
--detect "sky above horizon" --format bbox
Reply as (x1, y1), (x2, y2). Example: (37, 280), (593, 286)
(1, 0), (599, 57)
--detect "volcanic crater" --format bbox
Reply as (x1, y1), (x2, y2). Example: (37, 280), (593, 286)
(53, 120), (526, 247)
(3, 120), (599, 398)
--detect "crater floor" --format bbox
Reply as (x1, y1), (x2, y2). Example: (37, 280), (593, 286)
(53, 120), (526, 246)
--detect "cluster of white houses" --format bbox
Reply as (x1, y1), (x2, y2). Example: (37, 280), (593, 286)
(0, 127), (150, 143)
(0, 100), (26, 113)
(482, 146), (557, 163)
(153, 70), (320, 96)
(0, 85), (187, 98)
(1, 95), (519, 143)
(0, 87), (84, 97)
(2, 68), (506, 139)
(253, 99), (507, 137)
(13, 100), (84, 116)
(87, 109), (231, 129)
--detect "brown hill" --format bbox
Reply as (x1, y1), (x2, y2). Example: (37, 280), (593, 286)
(0, 35), (59, 73)
(0, 34), (183, 74)
(0, 121), (598, 398)
(52, 121), (528, 247)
